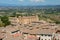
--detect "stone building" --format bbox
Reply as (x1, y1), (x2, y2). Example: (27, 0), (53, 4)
(18, 15), (39, 24)
(18, 21), (57, 40)
(0, 15), (59, 40)
(9, 17), (19, 25)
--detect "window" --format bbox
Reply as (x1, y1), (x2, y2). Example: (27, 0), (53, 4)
(41, 39), (43, 40)
(41, 34), (43, 36)
(49, 39), (50, 40)
(45, 39), (47, 40)
(48, 35), (52, 36)
(29, 26), (32, 27)
(0, 39), (2, 40)
(36, 27), (39, 29)
(30, 28), (33, 30)
(39, 37), (40, 40)
(45, 35), (47, 36)
(23, 33), (28, 34)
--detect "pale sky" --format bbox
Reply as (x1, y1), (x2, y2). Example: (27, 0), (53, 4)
(0, 0), (60, 6)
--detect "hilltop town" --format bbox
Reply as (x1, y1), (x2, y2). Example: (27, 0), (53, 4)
(0, 0), (60, 40)
(0, 15), (60, 40)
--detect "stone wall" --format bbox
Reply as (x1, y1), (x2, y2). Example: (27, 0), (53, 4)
(18, 15), (39, 24)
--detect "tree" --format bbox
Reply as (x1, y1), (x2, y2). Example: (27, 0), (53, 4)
(1, 16), (11, 26)
(12, 12), (16, 17)
(0, 20), (5, 27)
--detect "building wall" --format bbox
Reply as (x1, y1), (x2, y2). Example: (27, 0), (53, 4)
(36, 34), (53, 40)
(40, 36), (52, 40)
(9, 17), (19, 24)
(19, 15), (39, 24)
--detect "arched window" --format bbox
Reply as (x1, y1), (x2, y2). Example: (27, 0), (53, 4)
(41, 39), (43, 40)
(0, 39), (2, 40)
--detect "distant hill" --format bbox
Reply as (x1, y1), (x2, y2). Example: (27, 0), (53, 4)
(0, 5), (60, 9)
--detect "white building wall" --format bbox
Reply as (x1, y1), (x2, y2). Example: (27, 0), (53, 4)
(36, 34), (53, 40)
(40, 35), (52, 40)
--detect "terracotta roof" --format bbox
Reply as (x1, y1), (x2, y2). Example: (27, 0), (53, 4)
(0, 27), (5, 39)
(56, 26), (60, 30)
(5, 25), (19, 32)
(19, 24), (56, 34)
